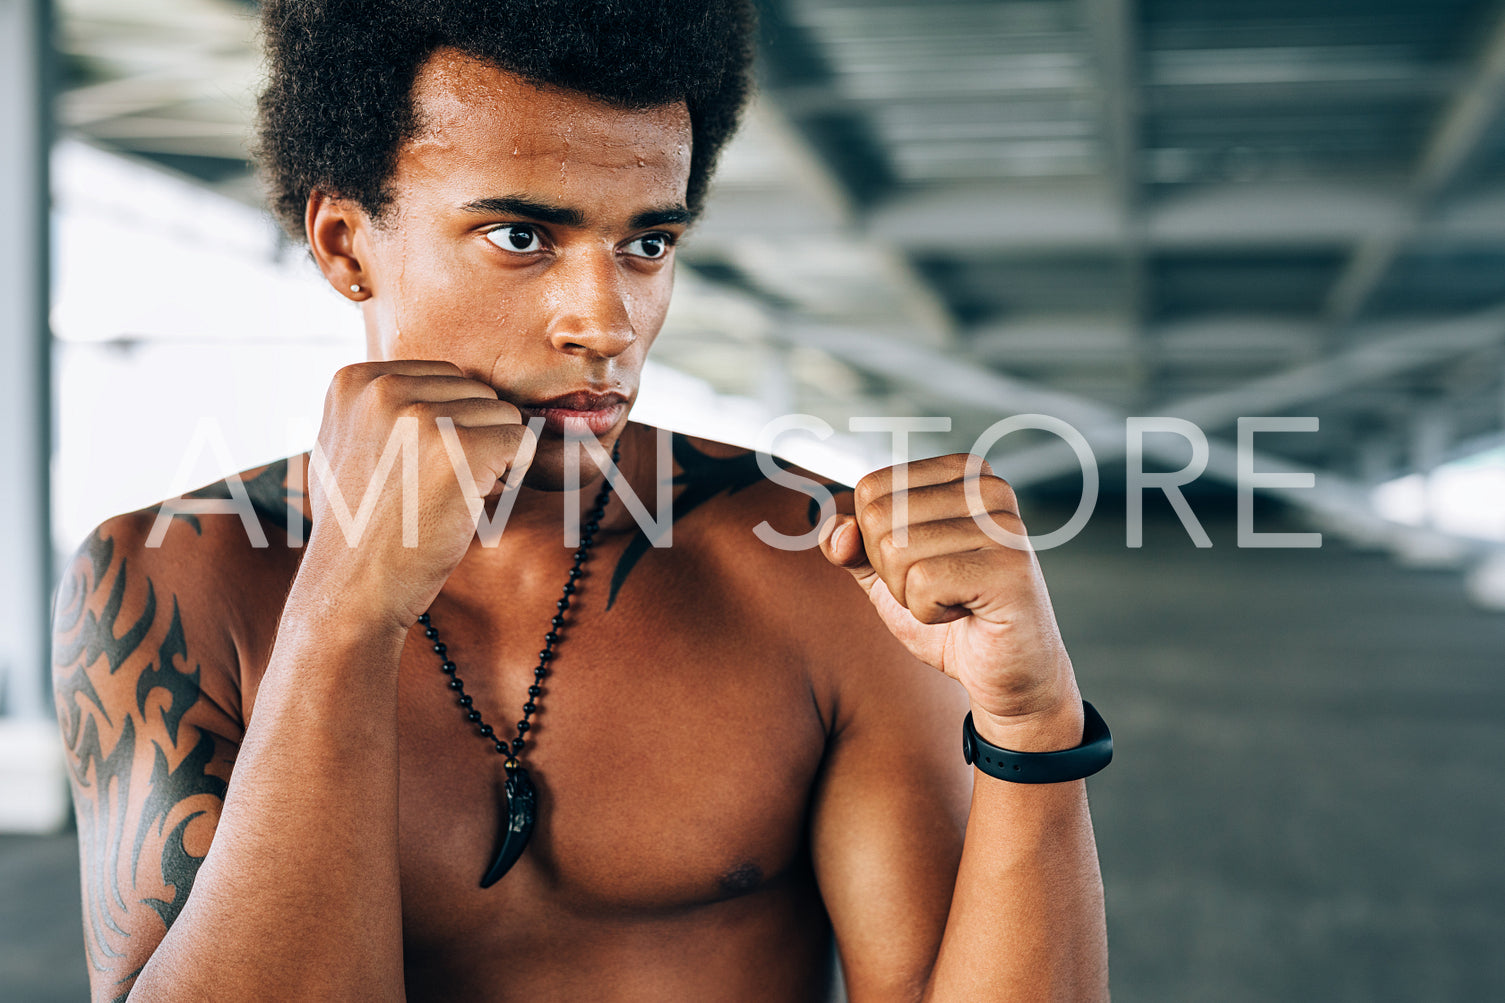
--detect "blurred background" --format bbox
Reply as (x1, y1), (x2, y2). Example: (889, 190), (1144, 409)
(3, 0), (1505, 999)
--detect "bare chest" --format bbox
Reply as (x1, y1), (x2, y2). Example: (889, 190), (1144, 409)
(388, 544), (828, 953)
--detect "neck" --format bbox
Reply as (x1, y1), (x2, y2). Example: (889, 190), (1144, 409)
(458, 423), (650, 564)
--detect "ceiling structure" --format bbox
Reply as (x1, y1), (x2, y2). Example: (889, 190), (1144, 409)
(52, 0), (1505, 584)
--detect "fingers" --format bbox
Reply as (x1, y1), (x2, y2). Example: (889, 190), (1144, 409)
(830, 454), (1034, 612)
(856, 478), (1021, 538)
(363, 371), (504, 409)
(901, 551), (1006, 625)
(426, 395), (524, 428)
(442, 420), (540, 493)
(852, 453), (997, 511)
(818, 512), (873, 574)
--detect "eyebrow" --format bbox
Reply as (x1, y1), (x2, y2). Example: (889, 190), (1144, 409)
(459, 195), (696, 230)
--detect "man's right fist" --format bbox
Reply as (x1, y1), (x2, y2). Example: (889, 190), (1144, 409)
(302, 359), (539, 629)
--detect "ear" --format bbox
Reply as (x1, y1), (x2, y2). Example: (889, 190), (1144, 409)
(306, 190), (372, 302)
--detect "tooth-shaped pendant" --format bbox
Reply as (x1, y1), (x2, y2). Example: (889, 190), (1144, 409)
(480, 767), (536, 888)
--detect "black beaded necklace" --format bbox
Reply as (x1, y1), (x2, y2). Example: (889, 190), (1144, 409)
(417, 441), (619, 888)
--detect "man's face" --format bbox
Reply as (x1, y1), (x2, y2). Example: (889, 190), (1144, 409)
(348, 48), (693, 488)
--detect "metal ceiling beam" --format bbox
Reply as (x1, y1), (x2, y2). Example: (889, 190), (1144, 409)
(771, 317), (1505, 576)
(764, 317), (1503, 563)
(1084, 0), (1148, 398)
(983, 304), (1505, 488)
(749, 0), (963, 347)
(853, 178), (1505, 253)
(1324, 3), (1505, 325)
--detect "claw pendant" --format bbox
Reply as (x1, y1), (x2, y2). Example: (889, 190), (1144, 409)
(480, 767), (536, 888)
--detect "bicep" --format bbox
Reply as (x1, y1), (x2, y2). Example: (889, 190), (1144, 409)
(809, 635), (973, 1003)
(52, 518), (243, 1002)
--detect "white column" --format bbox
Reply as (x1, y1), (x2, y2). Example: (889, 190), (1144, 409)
(0, 0), (64, 833)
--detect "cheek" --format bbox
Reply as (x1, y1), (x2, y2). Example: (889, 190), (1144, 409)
(628, 271), (675, 338)
(388, 258), (529, 360)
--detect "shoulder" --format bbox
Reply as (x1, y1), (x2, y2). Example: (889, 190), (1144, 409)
(651, 427), (854, 546)
(644, 424), (969, 695)
(50, 464), (293, 997)
(614, 422), (860, 609)
(644, 426), (915, 663)
(54, 455), (311, 714)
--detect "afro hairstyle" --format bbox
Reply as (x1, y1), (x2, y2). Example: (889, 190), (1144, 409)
(255, 0), (758, 241)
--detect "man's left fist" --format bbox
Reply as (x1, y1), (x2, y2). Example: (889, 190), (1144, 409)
(818, 453), (1081, 735)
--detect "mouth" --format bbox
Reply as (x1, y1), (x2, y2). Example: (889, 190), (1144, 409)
(517, 390), (629, 437)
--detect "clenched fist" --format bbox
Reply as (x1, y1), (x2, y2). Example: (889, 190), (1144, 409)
(303, 359), (539, 632)
(818, 454), (1083, 743)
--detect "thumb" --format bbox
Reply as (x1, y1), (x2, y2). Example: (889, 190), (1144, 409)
(818, 513), (877, 584)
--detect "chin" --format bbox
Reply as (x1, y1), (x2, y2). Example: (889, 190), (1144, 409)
(488, 433), (617, 496)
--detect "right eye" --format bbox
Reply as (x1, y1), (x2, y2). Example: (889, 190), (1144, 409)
(485, 225), (544, 253)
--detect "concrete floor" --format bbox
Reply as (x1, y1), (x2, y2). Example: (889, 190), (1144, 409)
(5, 501), (1504, 1001)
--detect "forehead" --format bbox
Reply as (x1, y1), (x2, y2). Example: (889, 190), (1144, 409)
(394, 47), (692, 210)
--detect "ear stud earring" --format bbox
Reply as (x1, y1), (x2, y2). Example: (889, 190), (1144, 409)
(350, 283), (363, 294)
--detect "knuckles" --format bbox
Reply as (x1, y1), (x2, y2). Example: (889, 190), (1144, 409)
(969, 473), (1017, 514)
(850, 456), (1019, 546)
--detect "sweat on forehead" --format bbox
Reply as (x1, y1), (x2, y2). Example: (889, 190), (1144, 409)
(406, 48), (693, 154)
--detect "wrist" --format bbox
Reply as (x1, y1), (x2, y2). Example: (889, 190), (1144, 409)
(970, 691), (1085, 753)
(284, 549), (417, 650)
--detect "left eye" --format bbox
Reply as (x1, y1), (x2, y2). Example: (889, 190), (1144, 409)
(625, 234), (672, 260)
(486, 225), (543, 253)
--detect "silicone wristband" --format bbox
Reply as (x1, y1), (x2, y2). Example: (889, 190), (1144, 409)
(962, 700), (1112, 784)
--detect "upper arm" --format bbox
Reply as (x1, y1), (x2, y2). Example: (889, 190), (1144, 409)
(51, 513), (244, 1002)
(806, 573), (974, 1003)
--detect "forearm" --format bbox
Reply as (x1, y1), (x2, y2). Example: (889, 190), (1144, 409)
(922, 700), (1109, 1003)
(133, 568), (411, 1002)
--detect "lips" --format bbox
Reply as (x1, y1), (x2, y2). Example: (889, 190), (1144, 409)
(518, 390), (629, 436)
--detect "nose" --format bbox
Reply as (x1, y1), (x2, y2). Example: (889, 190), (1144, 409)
(544, 250), (637, 359)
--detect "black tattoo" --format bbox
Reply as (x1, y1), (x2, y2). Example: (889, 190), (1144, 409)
(167, 457), (311, 541)
(808, 485), (852, 528)
(52, 525), (232, 989)
(605, 433), (852, 608)
(134, 600), (200, 746)
(142, 810), (208, 928)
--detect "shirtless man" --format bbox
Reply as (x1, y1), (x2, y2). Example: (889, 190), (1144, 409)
(51, 2), (1109, 999)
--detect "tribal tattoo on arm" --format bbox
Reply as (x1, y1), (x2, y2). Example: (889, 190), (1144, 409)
(52, 520), (242, 1002)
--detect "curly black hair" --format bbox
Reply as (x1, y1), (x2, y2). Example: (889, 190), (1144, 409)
(255, 0), (757, 241)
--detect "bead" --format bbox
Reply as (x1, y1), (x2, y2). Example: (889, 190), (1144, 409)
(422, 494), (614, 759)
